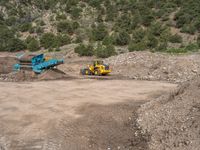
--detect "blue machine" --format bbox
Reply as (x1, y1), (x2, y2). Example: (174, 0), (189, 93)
(14, 54), (64, 74)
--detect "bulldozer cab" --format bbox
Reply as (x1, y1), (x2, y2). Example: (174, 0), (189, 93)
(93, 60), (103, 67)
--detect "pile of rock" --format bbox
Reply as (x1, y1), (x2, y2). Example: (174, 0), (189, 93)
(136, 76), (200, 150)
(0, 69), (72, 82)
(105, 52), (200, 83)
(0, 71), (36, 82)
(0, 57), (17, 74)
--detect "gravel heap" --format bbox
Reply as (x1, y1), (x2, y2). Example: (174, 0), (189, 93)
(136, 76), (200, 150)
(0, 57), (17, 74)
(0, 69), (72, 82)
(105, 52), (200, 83)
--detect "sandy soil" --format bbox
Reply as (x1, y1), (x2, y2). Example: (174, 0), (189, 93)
(0, 79), (176, 150)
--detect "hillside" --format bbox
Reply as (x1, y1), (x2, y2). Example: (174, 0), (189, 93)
(1, 0), (200, 56)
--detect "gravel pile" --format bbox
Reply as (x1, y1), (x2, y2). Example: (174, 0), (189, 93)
(0, 71), (36, 82)
(0, 57), (17, 74)
(0, 69), (72, 82)
(105, 52), (200, 83)
(136, 76), (200, 150)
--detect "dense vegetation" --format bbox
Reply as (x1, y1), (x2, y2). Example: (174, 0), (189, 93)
(0, 0), (200, 57)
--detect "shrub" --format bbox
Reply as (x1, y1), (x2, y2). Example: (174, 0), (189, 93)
(180, 24), (196, 35)
(56, 14), (66, 21)
(92, 23), (108, 41)
(114, 31), (130, 46)
(165, 48), (187, 53)
(141, 13), (154, 27)
(19, 23), (32, 32)
(96, 14), (103, 23)
(40, 20), (45, 26)
(105, 10), (115, 22)
(169, 34), (183, 43)
(57, 21), (73, 34)
(175, 13), (192, 28)
(40, 33), (57, 49)
(114, 14), (134, 32)
(27, 38), (40, 51)
(74, 35), (83, 43)
(149, 22), (166, 36)
(70, 7), (82, 19)
(102, 35), (114, 45)
(0, 25), (26, 52)
(147, 34), (158, 48)
(87, 0), (101, 8)
(6, 38), (26, 52)
(6, 16), (17, 26)
(128, 42), (147, 52)
(185, 43), (199, 52)
(72, 21), (80, 30)
(57, 34), (71, 46)
(132, 28), (146, 43)
(95, 44), (116, 58)
(36, 27), (44, 34)
(155, 42), (168, 52)
(74, 44), (94, 56)
(29, 27), (35, 33)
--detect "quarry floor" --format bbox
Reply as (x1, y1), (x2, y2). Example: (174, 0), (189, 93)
(0, 79), (176, 150)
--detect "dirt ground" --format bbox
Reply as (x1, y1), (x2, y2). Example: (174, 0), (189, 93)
(1, 51), (199, 150)
(0, 79), (176, 150)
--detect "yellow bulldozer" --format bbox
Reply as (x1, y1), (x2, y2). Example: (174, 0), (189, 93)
(80, 60), (111, 76)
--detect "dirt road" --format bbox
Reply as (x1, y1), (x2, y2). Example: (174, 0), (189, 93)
(0, 79), (176, 150)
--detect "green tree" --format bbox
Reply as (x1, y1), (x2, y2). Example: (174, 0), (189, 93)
(57, 21), (73, 34)
(128, 42), (147, 52)
(92, 23), (108, 41)
(147, 34), (158, 48)
(40, 33), (57, 48)
(95, 43), (116, 58)
(70, 7), (82, 19)
(0, 25), (26, 52)
(27, 38), (40, 51)
(115, 31), (130, 46)
(102, 35), (114, 45)
(19, 23), (32, 32)
(180, 24), (196, 34)
(57, 34), (71, 46)
(169, 34), (183, 43)
(72, 21), (80, 30)
(7, 38), (26, 52)
(132, 28), (146, 43)
(74, 44), (94, 56)
(56, 14), (66, 21)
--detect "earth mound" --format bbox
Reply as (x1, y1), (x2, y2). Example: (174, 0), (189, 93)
(0, 69), (73, 82)
(105, 52), (200, 83)
(0, 57), (17, 74)
(137, 76), (200, 150)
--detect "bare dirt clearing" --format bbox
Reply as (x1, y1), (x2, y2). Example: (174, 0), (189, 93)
(0, 79), (176, 150)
